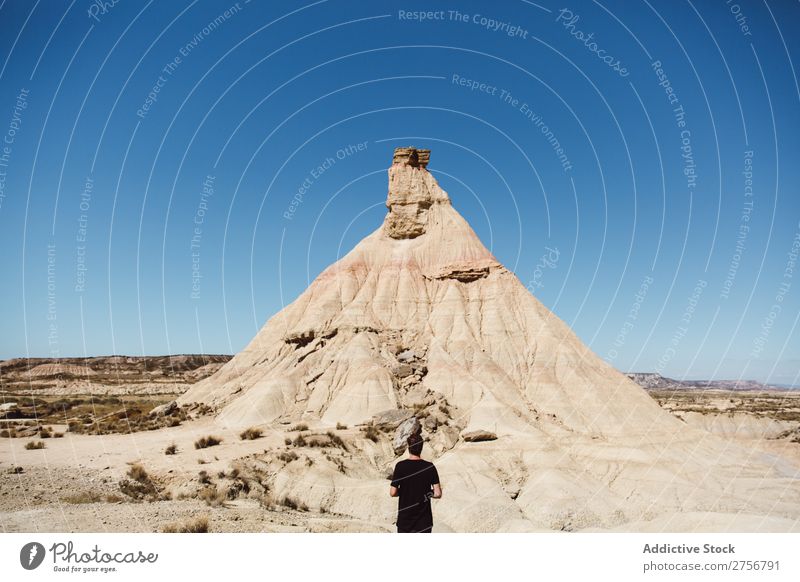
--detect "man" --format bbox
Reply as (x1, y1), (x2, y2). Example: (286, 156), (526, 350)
(389, 432), (442, 533)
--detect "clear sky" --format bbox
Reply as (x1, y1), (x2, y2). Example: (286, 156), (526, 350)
(0, 0), (798, 385)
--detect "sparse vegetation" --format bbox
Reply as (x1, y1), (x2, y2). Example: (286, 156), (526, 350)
(194, 435), (222, 449)
(198, 470), (211, 485)
(325, 431), (347, 449)
(118, 463), (159, 501)
(279, 496), (308, 511)
(198, 485), (226, 507)
(278, 451), (299, 463)
(239, 427), (263, 440)
(60, 492), (124, 504)
(61, 491), (103, 504)
(336, 422), (348, 430)
(162, 516), (209, 533)
(25, 440), (45, 450)
(290, 423), (309, 431)
(284, 437), (292, 445)
(165, 443), (178, 455)
(7, 466), (23, 474)
(39, 426), (52, 438)
(291, 433), (308, 447)
(361, 425), (380, 442)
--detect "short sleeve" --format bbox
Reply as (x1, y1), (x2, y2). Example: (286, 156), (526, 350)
(430, 464), (440, 486)
(390, 464), (401, 488)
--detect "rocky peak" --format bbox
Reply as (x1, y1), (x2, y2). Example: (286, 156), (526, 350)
(384, 147), (449, 239)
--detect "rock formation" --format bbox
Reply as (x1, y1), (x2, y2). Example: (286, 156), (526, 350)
(177, 147), (800, 532)
(180, 147), (674, 438)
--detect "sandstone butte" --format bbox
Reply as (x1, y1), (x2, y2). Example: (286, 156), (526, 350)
(178, 147), (800, 532)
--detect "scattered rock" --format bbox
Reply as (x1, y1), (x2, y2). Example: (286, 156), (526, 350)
(462, 430), (497, 442)
(396, 350), (416, 362)
(391, 363), (414, 378)
(423, 416), (438, 432)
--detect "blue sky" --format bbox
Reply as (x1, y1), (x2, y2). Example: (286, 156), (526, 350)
(0, 0), (798, 385)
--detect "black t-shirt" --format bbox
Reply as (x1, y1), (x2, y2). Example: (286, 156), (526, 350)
(391, 459), (440, 532)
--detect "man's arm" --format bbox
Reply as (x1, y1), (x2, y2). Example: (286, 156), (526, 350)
(389, 485), (399, 497)
(432, 483), (442, 499)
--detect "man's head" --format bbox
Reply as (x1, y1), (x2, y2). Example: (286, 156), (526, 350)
(407, 433), (423, 456)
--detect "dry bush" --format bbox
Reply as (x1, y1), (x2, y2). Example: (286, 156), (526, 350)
(198, 485), (226, 507)
(194, 435), (222, 449)
(198, 470), (211, 485)
(162, 516), (209, 533)
(290, 423), (308, 431)
(284, 437), (292, 445)
(239, 427), (263, 440)
(165, 443), (178, 455)
(361, 425), (380, 442)
(53, 432), (64, 438)
(61, 491), (103, 504)
(291, 434), (308, 447)
(7, 466), (23, 474)
(325, 431), (347, 450)
(39, 426), (52, 438)
(118, 463), (158, 500)
(278, 451), (298, 463)
(25, 441), (45, 450)
(336, 422), (348, 430)
(280, 496), (308, 511)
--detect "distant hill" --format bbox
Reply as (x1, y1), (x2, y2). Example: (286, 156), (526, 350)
(626, 372), (793, 392)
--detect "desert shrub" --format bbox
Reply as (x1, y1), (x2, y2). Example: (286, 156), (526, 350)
(284, 437), (292, 445)
(280, 496), (308, 511)
(25, 441), (45, 450)
(53, 432), (64, 438)
(62, 491), (103, 504)
(118, 463), (158, 500)
(361, 425), (380, 443)
(198, 486), (226, 507)
(39, 426), (52, 438)
(8, 466), (23, 474)
(291, 434), (308, 447)
(290, 423), (308, 432)
(239, 427), (263, 440)
(278, 451), (299, 463)
(336, 422), (348, 430)
(198, 470), (211, 485)
(225, 477), (251, 500)
(165, 443), (178, 455)
(325, 431), (347, 450)
(162, 516), (209, 533)
(194, 435), (222, 449)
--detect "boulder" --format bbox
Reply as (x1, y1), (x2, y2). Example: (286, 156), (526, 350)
(391, 363), (414, 378)
(372, 409), (413, 429)
(0, 403), (18, 418)
(462, 430), (497, 442)
(393, 416), (421, 454)
(149, 400), (178, 417)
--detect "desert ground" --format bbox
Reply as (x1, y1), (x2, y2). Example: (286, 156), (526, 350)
(1, 357), (798, 533)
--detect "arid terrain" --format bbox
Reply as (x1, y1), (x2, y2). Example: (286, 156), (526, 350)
(1, 359), (798, 533)
(2, 149), (799, 533)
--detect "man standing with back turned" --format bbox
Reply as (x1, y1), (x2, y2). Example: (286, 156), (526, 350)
(389, 433), (442, 533)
